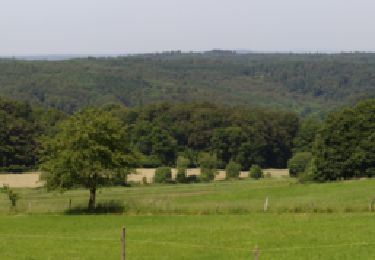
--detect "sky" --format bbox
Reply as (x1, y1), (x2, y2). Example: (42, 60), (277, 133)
(0, 0), (374, 55)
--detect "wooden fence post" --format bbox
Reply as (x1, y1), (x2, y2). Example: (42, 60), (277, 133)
(263, 197), (269, 212)
(369, 197), (375, 212)
(253, 245), (260, 260)
(121, 227), (126, 260)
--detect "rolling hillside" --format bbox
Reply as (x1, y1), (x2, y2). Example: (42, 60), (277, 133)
(1, 51), (375, 115)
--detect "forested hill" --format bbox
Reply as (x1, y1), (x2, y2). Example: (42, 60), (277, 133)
(1, 51), (375, 115)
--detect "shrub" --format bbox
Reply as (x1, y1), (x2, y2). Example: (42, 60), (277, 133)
(186, 175), (200, 183)
(225, 161), (241, 179)
(298, 158), (316, 183)
(287, 152), (313, 177)
(1, 185), (19, 207)
(177, 156), (190, 171)
(250, 164), (263, 180)
(154, 167), (172, 183)
(199, 153), (218, 182)
(175, 172), (186, 183)
(176, 156), (190, 183)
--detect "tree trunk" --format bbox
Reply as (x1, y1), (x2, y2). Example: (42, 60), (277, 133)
(88, 187), (96, 211)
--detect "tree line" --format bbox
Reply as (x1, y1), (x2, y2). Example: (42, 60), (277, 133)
(0, 98), (300, 172)
(3, 94), (375, 185)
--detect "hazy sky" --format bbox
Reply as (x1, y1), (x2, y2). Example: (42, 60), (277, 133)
(1, 0), (374, 55)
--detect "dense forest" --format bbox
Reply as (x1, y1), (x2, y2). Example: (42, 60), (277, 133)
(2, 51), (375, 116)
(0, 97), (300, 172)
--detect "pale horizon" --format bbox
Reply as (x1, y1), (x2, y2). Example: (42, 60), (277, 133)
(1, 0), (375, 56)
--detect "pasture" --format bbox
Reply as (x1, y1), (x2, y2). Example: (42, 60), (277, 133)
(1, 178), (375, 259)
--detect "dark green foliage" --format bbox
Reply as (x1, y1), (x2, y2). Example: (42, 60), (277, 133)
(250, 165), (264, 180)
(154, 167), (172, 184)
(0, 97), (300, 174)
(185, 175), (200, 183)
(312, 99), (375, 181)
(0, 98), (39, 171)
(130, 121), (177, 167)
(288, 152), (313, 177)
(292, 118), (321, 153)
(2, 53), (375, 115)
(65, 200), (125, 215)
(176, 172), (187, 183)
(225, 161), (242, 179)
(111, 102), (299, 169)
(40, 108), (138, 209)
(0, 97), (65, 172)
(199, 153), (218, 182)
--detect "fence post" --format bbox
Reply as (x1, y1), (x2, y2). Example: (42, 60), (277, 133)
(369, 197), (375, 212)
(121, 227), (126, 260)
(253, 245), (260, 260)
(264, 197), (269, 212)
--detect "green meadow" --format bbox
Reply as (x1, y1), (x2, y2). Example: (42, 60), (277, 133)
(1, 178), (375, 259)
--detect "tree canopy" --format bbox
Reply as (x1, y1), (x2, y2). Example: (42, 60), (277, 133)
(312, 99), (375, 181)
(40, 108), (137, 209)
(2, 52), (375, 115)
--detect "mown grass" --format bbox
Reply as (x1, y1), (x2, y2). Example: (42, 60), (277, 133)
(1, 178), (375, 259)
(1, 214), (375, 259)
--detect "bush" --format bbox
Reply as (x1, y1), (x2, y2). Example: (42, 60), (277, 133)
(298, 158), (316, 183)
(225, 161), (241, 179)
(182, 149), (199, 167)
(199, 153), (218, 182)
(177, 156), (190, 171)
(186, 175), (200, 183)
(287, 152), (313, 177)
(249, 164), (263, 180)
(175, 172), (186, 183)
(1, 185), (19, 207)
(176, 156), (190, 183)
(154, 167), (172, 183)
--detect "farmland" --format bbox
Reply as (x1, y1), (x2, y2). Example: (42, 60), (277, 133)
(1, 178), (375, 259)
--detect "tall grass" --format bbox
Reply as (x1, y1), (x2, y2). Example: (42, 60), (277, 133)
(1, 178), (375, 215)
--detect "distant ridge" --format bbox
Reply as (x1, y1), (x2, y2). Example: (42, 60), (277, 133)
(2, 50), (375, 61)
(1, 51), (375, 115)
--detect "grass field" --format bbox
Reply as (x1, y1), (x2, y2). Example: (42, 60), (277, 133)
(1, 178), (375, 259)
